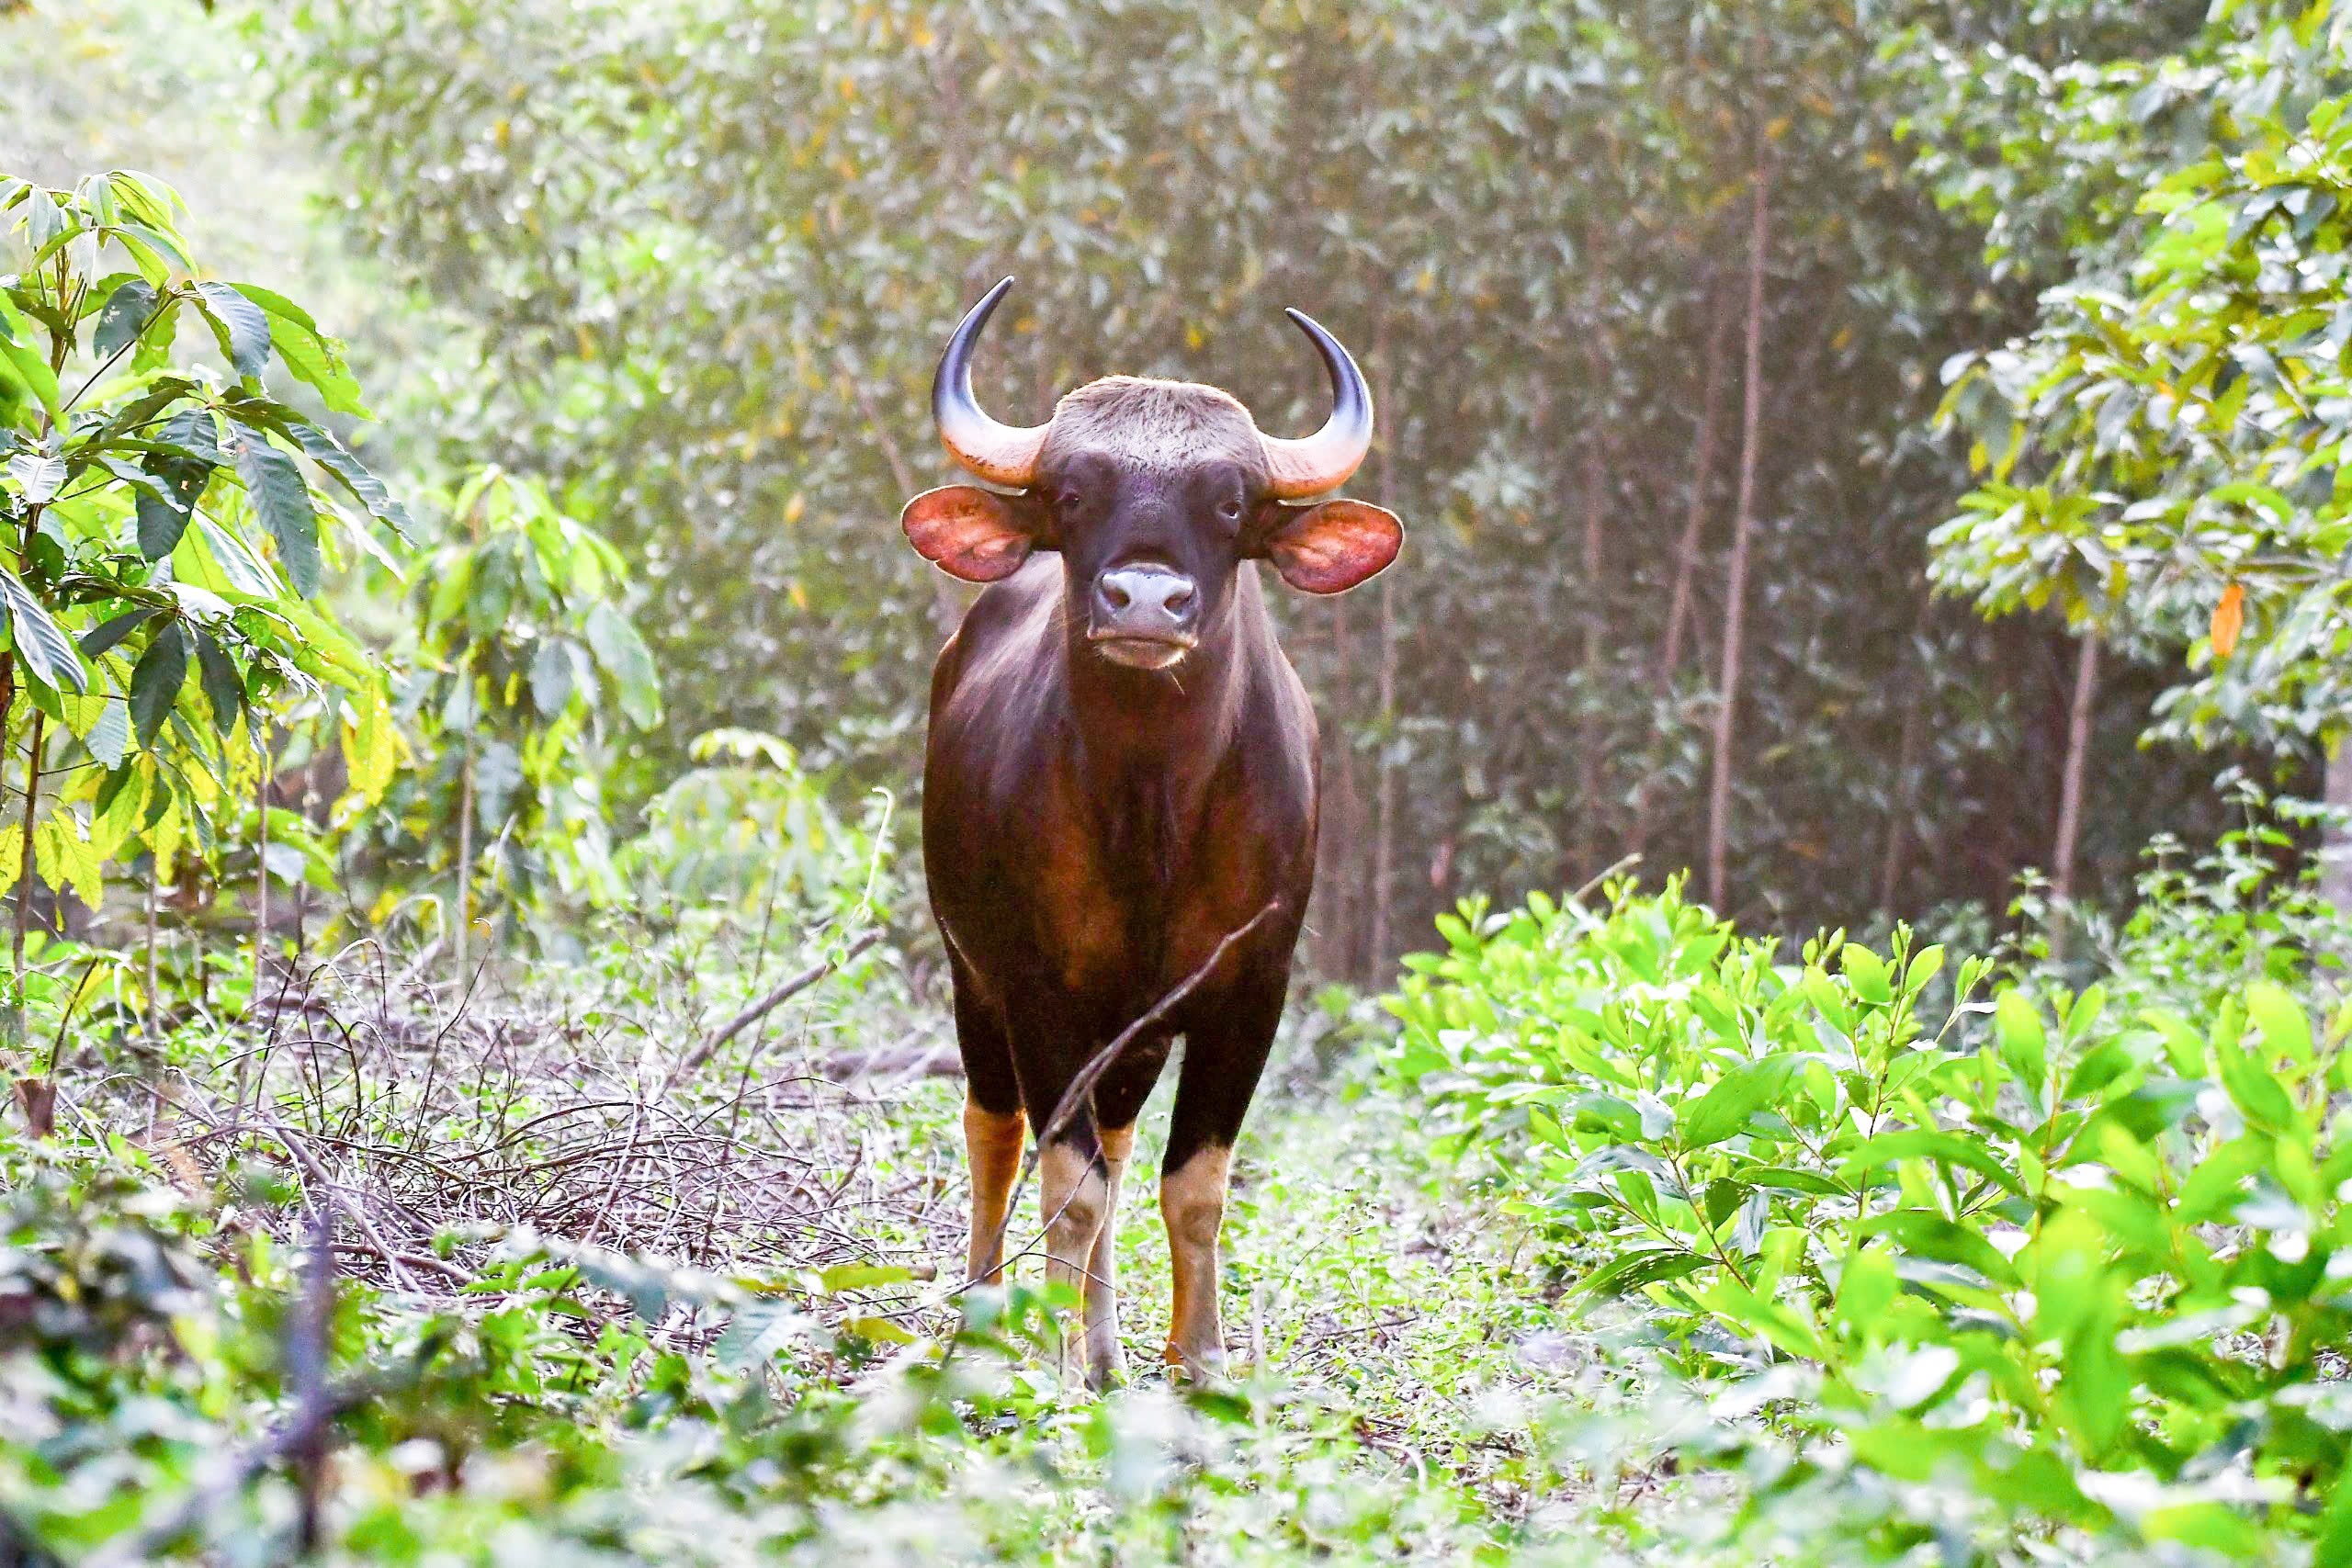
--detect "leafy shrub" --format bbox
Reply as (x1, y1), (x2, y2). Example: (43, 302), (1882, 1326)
(1389, 879), (2352, 1561)
(0, 169), (401, 1039)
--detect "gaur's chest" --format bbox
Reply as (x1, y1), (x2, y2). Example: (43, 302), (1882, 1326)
(1023, 760), (1286, 995)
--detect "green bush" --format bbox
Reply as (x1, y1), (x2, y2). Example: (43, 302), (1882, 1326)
(1388, 879), (2352, 1562)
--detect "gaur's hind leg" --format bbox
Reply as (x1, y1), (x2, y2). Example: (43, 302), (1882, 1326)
(952, 964), (1024, 1286)
(1160, 979), (1283, 1378)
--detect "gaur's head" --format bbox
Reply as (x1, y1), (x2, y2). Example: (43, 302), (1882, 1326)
(899, 278), (1404, 671)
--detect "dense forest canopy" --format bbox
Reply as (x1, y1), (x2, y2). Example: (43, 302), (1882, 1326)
(277, 0), (2314, 970)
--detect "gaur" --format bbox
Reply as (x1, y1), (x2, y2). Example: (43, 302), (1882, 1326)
(901, 277), (1402, 1385)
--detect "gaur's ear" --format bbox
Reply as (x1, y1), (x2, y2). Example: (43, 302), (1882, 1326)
(900, 485), (1048, 582)
(1251, 498), (1403, 594)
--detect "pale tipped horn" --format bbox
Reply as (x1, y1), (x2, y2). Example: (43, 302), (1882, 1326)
(1260, 309), (1374, 499)
(932, 276), (1049, 488)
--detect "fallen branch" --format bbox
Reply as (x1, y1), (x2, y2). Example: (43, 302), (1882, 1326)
(670, 930), (882, 1089)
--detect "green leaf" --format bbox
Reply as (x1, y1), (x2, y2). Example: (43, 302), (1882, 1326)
(129, 622), (187, 748)
(82, 699), (129, 770)
(0, 570), (86, 694)
(93, 278), (160, 360)
(1840, 1128), (2029, 1202)
(6, 454), (64, 504)
(232, 283), (368, 416)
(286, 423), (411, 538)
(79, 607), (154, 659)
(0, 293), (62, 423)
(1577, 1247), (1708, 1299)
(225, 421), (319, 595)
(193, 630), (242, 739)
(1993, 990), (2047, 1094)
(529, 636), (576, 716)
(1679, 1056), (1796, 1149)
(189, 517), (284, 599)
(2243, 980), (2312, 1065)
(192, 282), (271, 381)
(137, 406), (217, 560)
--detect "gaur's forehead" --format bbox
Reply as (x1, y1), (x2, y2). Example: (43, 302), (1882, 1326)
(1041, 376), (1269, 483)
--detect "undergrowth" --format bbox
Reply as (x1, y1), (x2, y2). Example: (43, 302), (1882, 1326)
(5, 806), (2348, 1563)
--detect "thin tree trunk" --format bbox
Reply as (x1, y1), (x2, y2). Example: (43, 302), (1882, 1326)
(1659, 288), (1732, 696)
(455, 732), (475, 975)
(1705, 148), (1771, 913)
(12, 710), (43, 982)
(1577, 436), (1608, 875)
(1878, 589), (1936, 913)
(2324, 742), (2352, 914)
(1318, 599), (1364, 978)
(2051, 631), (2100, 957)
(254, 744), (271, 1010)
(144, 862), (161, 1044)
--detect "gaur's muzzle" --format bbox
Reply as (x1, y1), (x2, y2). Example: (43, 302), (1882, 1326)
(1089, 564), (1199, 669)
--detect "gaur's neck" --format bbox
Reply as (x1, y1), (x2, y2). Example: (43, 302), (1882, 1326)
(1060, 595), (1252, 777)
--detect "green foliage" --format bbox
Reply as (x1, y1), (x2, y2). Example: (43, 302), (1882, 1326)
(1927, 2), (2352, 752)
(388, 467), (660, 938)
(280, 0), (2238, 942)
(1390, 879), (2352, 1561)
(619, 728), (895, 930)
(0, 167), (400, 1022)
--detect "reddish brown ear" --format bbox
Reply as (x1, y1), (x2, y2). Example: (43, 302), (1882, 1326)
(1257, 498), (1403, 594)
(900, 485), (1039, 582)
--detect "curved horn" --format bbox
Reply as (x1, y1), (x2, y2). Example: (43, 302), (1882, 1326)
(932, 276), (1048, 488)
(1260, 308), (1374, 499)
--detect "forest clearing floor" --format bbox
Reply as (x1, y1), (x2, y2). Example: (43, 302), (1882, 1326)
(40, 931), (1696, 1562)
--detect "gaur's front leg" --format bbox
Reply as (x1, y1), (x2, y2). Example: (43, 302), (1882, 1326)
(1158, 976), (1284, 1377)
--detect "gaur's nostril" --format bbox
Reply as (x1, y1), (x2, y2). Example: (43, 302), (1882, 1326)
(1165, 582), (1195, 615)
(1102, 580), (1131, 610)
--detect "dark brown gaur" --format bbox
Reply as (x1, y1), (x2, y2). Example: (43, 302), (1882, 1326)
(902, 277), (1402, 1385)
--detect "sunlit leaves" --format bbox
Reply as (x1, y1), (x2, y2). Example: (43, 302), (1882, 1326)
(0, 166), (403, 917)
(0, 570), (86, 694)
(1388, 879), (2352, 1560)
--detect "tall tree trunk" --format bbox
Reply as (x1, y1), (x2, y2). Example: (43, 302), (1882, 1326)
(1658, 287), (1732, 697)
(2051, 631), (2100, 957)
(1706, 148), (1771, 914)
(1368, 574), (1399, 979)
(1317, 599), (1364, 978)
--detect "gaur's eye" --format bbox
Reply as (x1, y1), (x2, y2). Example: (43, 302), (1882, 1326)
(1056, 489), (1084, 513)
(1216, 499), (1244, 524)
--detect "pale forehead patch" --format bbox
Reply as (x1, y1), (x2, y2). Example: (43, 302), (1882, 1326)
(1042, 376), (1270, 479)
